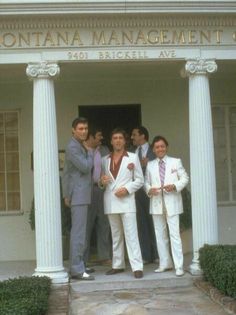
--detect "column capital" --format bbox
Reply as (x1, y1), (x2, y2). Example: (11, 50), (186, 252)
(26, 62), (60, 80)
(181, 59), (217, 77)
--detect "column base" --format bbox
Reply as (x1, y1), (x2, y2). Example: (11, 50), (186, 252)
(33, 269), (69, 284)
(189, 261), (203, 276)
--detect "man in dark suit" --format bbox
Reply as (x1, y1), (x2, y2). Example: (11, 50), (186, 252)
(131, 126), (158, 264)
(62, 117), (95, 280)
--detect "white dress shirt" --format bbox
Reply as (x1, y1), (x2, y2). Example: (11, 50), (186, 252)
(135, 142), (149, 159)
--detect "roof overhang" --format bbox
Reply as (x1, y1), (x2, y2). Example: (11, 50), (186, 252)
(1, 1), (236, 16)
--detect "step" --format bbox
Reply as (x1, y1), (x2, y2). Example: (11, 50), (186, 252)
(70, 264), (199, 293)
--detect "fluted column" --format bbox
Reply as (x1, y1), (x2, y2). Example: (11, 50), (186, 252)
(26, 62), (68, 283)
(183, 59), (218, 275)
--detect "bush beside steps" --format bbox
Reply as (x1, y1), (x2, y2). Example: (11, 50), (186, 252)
(0, 276), (51, 315)
(199, 244), (236, 299)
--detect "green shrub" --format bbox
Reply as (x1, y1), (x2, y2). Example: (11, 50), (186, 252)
(0, 276), (51, 315)
(199, 244), (236, 298)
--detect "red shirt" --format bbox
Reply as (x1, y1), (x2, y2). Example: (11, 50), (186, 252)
(109, 151), (128, 179)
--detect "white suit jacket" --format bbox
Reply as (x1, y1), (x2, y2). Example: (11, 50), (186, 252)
(144, 155), (189, 216)
(102, 151), (144, 214)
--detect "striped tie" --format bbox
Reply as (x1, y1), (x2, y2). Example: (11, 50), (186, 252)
(159, 159), (165, 186)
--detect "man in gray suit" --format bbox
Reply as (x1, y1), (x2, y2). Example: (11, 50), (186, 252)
(62, 117), (95, 280)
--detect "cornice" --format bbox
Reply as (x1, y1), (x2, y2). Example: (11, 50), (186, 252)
(0, 15), (236, 29)
(1, 1), (236, 16)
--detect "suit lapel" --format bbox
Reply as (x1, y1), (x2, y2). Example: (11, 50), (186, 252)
(107, 154), (129, 190)
(164, 156), (171, 184)
(154, 159), (161, 185)
(106, 157), (115, 181)
(114, 155), (128, 182)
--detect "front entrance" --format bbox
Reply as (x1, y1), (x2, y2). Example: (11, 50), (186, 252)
(79, 104), (141, 149)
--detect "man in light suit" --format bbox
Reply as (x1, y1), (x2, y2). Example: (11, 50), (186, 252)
(131, 126), (158, 264)
(145, 135), (189, 277)
(100, 128), (144, 278)
(62, 117), (95, 281)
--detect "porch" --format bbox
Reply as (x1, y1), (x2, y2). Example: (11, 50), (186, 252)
(0, 253), (193, 284)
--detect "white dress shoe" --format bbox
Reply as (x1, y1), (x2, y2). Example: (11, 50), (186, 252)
(154, 266), (173, 273)
(71, 272), (95, 280)
(176, 268), (184, 277)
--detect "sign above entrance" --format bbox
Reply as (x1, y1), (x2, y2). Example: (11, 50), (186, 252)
(1, 16), (236, 62)
(66, 49), (178, 61)
(1, 28), (236, 49)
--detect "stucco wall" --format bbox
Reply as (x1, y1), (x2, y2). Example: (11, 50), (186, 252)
(0, 81), (35, 261)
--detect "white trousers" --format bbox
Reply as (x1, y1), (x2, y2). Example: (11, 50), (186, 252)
(152, 214), (183, 270)
(108, 213), (143, 272)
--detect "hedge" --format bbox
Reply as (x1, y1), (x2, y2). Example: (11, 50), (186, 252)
(199, 244), (236, 298)
(0, 276), (51, 315)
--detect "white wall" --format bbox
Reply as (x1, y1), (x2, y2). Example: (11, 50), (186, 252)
(0, 71), (235, 261)
(0, 81), (36, 261)
(211, 77), (236, 244)
(218, 206), (236, 244)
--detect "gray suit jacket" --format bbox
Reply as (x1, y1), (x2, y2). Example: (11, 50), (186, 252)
(62, 137), (94, 206)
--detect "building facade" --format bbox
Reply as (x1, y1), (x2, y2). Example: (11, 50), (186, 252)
(0, 0), (236, 283)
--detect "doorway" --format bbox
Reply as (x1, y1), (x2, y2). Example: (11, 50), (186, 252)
(79, 104), (141, 148)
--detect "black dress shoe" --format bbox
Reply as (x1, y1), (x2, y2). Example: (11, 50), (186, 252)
(134, 270), (143, 279)
(85, 267), (95, 274)
(71, 272), (95, 281)
(105, 268), (125, 275)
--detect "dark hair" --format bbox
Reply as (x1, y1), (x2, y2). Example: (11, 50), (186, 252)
(88, 125), (102, 138)
(151, 135), (169, 148)
(110, 127), (127, 141)
(72, 117), (88, 129)
(134, 126), (149, 141)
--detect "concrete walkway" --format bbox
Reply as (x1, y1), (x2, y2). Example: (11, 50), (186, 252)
(69, 263), (232, 315)
(70, 285), (230, 315)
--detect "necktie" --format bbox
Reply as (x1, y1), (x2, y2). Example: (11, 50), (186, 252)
(159, 159), (165, 186)
(93, 148), (102, 183)
(138, 146), (142, 161)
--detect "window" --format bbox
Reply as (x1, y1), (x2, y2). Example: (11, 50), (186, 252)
(0, 111), (21, 213)
(213, 105), (236, 204)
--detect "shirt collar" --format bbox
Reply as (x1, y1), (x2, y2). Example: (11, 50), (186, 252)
(140, 142), (149, 151)
(108, 150), (129, 158)
(157, 155), (167, 163)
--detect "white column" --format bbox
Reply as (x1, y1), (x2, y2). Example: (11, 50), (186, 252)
(26, 62), (68, 283)
(184, 59), (218, 275)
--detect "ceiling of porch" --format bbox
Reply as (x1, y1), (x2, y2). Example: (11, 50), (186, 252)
(0, 60), (236, 84)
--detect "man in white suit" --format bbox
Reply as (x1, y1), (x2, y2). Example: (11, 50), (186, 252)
(145, 135), (189, 277)
(100, 128), (144, 278)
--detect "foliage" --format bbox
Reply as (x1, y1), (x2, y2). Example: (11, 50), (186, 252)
(180, 187), (192, 231)
(0, 276), (51, 315)
(199, 244), (236, 298)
